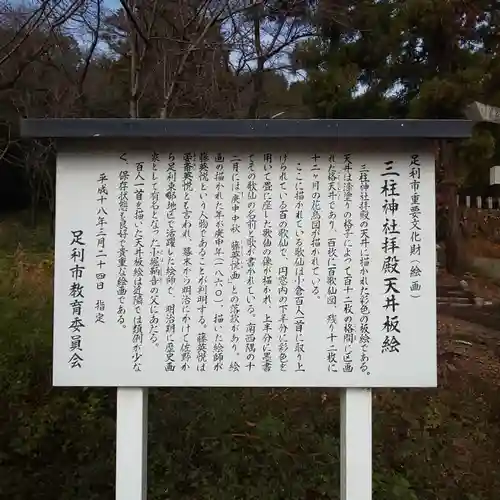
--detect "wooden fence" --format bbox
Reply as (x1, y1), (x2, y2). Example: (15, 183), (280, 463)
(456, 195), (500, 210)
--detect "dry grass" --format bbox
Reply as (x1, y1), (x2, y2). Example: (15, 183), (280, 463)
(5, 247), (53, 297)
(0, 213), (53, 301)
(466, 236), (500, 259)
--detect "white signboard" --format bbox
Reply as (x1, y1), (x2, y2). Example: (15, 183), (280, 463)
(490, 165), (500, 185)
(465, 101), (500, 124)
(54, 145), (436, 387)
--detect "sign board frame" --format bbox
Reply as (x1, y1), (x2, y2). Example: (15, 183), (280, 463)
(53, 138), (435, 388)
(20, 118), (473, 500)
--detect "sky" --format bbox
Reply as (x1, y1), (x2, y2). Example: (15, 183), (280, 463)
(97, 0), (302, 84)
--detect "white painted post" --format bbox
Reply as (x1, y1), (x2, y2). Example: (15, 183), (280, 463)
(477, 195), (482, 209)
(116, 388), (148, 500)
(488, 196), (493, 209)
(466, 195), (471, 208)
(340, 388), (372, 500)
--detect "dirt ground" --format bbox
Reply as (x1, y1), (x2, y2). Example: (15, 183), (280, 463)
(439, 267), (500, 301)
(438, 264), (500, 329)
(437, 264), (500, 385)
(438, 313), (500, 385)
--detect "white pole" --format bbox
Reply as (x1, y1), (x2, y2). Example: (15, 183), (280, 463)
(116, 388), (148, 500)
(340, 388), (372, 500)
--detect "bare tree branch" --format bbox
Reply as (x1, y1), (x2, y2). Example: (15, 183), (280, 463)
(118, 0), (148, 46)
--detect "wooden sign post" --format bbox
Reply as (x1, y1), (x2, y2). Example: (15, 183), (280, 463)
(20, 118), (473, 500)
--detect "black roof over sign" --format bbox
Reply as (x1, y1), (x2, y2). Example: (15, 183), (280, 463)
(19, 118), (473, 139)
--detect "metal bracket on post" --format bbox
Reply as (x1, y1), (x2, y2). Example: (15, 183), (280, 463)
(116, 388), (148, 500)
(340, 388), (372, 500)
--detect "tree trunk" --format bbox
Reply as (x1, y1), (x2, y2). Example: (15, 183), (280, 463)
(247, 15), (264, 119)
(441, 140), (466, 275)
